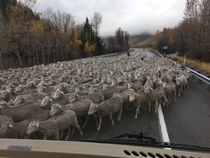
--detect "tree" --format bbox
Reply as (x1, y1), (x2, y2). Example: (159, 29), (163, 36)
(91, 12), (102, 37)
(80, 17), (95, 57)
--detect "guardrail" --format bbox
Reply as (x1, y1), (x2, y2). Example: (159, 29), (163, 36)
(187, 67), (210, 87)
(165, 55), (210, 89)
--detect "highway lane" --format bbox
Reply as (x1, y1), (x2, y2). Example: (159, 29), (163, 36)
(64, 50), (210, 149)
(163, 77), (210, 148)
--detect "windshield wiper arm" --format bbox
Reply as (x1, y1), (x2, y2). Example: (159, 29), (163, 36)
(82, 132), (210, 152)
(111, 132), (158, 143)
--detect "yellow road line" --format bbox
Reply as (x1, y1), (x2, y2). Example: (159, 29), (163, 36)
(133, 51), (142, 58)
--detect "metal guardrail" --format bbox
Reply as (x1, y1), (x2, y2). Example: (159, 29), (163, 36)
(187, 67), (210, 87)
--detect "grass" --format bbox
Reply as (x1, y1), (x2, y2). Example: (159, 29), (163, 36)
(171, 56), (210, 74)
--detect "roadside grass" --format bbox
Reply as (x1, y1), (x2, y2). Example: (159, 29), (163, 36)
(171, 56), (210, 75)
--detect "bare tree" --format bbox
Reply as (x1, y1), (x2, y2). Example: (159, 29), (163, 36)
(91, 12), (102, 37)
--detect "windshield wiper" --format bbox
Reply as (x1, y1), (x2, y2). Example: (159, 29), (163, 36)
(82, 132), (210, 153)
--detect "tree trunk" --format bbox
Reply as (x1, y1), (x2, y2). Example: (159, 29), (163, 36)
(15, 50), (23, 68)
(35, 45), (39, 65)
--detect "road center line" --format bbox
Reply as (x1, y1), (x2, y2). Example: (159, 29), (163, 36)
(158, 104), (170, 143)
(133, 51), (141, 58)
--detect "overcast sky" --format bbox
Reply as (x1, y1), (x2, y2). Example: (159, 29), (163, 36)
(33, 0), (186, 37)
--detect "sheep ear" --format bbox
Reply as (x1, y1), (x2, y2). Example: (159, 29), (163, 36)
(36, 122), (39, 128)
(9, 124), (13, 128)
(59, 105), (62, 109)
(61, 91), (64, 94)
(96, 105), (99, 108)
(50, 98), (53, 102)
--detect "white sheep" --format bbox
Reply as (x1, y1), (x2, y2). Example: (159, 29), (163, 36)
(144, 86), (168, 113)
(128, 88), (148, 119)
(26, 110), (83, 140)
(50, 99), (93, 128)
(88, 93), (123, 131)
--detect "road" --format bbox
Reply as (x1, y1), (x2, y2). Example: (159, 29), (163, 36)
(67, 49), (210, 149)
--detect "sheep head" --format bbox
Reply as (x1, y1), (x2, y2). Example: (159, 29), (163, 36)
(69, 93), (78, 103)
(88, 103), (99, 115)
(129, 92), (137, 102)
(0, 122), (14, 136)
(12, 95), (24, 105)
(26, 121), (39, 135)
(51, 89), (64, 100)
(50, 103), (62, 116)
(40, 96), (52, 107)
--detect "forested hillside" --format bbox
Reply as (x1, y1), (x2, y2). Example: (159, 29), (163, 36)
(155, 0), (210, 62)
(0, 0), (129, 69)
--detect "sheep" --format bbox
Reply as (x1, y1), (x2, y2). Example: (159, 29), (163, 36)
(50, 99), (93, 128)
(162, 82), (176, 104)
(51, 89), (68, 100)
(0, 110), (50, 139)
(143, 77), (154, 89)
(11, 95), (42, 106)
(26, 110), (83, 140)
(175, 75), (188, 96)
(74, 86), (89, 96)
(40, 96), (70, 109)
(119, 89), (135, 111)
(0, 115), (13, 127)
(12, 92), (47, 105)
(69, 92), (104, 104)
(127, 81), (142, 92)
(0, 89), (14, 102)
(88, 93), (123, 131)
(128, 88), (148, 119)
(99, 85), (127, 100)
(144, 86), (168, 113)
(0, 102), (44, 123)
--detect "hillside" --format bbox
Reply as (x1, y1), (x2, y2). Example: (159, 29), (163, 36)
(129, 33), (154, 47)
(132, 36), (156, 48)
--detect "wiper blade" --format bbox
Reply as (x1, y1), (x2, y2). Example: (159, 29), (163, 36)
(111, 132), (158, 143)
(82, 132), (210, 153)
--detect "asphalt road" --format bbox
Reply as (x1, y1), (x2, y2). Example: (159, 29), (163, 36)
(67, 49), (210, 149)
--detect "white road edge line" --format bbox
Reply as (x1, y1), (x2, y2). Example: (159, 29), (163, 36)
(158, 104), (170, 143)
(147, 50), (150, 57)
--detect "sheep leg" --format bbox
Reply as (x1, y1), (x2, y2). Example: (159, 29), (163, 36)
(82, 115), (89, 128)
(117, 105), (123, 121)
(43, 134), (48, 140)
(72, 118), (83, 136)
(155, 100), (158, 113)
(65, 127), (71, 141)
(71, 125), (75, 135)
(168, 94), (171, 104)
(109, 114), (114, 126)
(148, 99), (151, 112)
(135, 104), (141, 119)
(92, 114), (99, 127)
(73, 123), (83, 136)
(164, 96), (168, 109)
(55, 131), (59, 140)
(97, 117), (102, 131)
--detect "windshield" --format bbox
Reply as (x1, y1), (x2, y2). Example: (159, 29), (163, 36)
(0, 0), (210, 152)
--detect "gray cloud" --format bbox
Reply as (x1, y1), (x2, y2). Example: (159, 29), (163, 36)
(34, 0), (186, 37)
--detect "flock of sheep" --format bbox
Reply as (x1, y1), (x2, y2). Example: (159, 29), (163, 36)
(0, 54), (191, 140)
